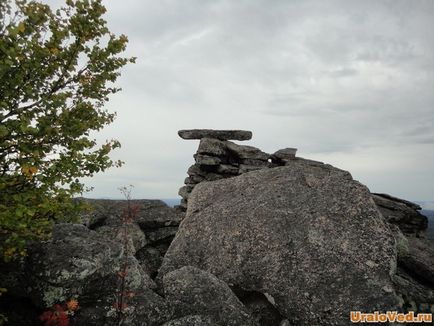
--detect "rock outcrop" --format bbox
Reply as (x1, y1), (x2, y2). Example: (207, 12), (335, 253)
(83, 198), (183, 278)
(372, 193), (428, 236)
(0, 223), (171, 325)
(160, 160), (399, 325)
(177, 130), (297, 210)
(0, 200), (183, 325)
(2, 129), (433, 325)
(393, 236), (434, 313)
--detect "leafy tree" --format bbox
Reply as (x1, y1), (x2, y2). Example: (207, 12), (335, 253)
(0, 0), (135, 260)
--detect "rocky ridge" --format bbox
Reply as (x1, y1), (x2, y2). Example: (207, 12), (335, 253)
(0, 129), (433, 325)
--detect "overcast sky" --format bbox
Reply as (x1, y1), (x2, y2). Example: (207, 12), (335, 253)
(43, 0), (434, 204)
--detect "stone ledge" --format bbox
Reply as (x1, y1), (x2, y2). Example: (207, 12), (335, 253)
(178, 129), (252, 141)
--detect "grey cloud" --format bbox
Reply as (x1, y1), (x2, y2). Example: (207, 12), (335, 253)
(38, 0), (434, 201)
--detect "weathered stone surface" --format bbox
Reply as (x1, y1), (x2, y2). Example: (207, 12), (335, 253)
(160, 161), (399, 325)
(0, 224), (152, 301)
(146, 226), (179, 244)
(136, 200), (184, 229)
(240, 158), (269, 167)
(0, 223), (172, 325)
(179, 129), (252, 141)
(178, 185), (194, 199)
(393, 267), (434, 314)
(238, 164), (266, 174)
(21, 224), (125, 306)
(163, 266), (257, 326)
(162, 315), (217, 326)
(216, 164), (239, 175)
(80, 198), (123, 229)
(195, 154), (222, 166)
(187, 164), (207, 177)
(399, 237), (434, 286)
(226, 142), (269, 161)
(96, 223), (147, 254)
(271, 148), (297, 162)
(389, 224), (410, 260)
(373, 193), (428, 236)
(82, 198), (181, 229)
(74, 288), (171, 326)
(136, 246), (166, 278)
(392, 233), (434, 314)
(375, 193), (422, 210)
(198, 138), (228, 156)
(203, 172), (225, 181)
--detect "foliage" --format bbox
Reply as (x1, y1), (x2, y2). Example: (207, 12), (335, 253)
(40, 298), (79, 326)
(0, 0), (135, 261)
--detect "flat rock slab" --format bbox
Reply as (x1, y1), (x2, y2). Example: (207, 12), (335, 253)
(178, 129), (252, 141)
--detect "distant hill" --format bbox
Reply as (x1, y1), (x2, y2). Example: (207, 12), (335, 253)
(421, 209), (434, 242)
(162, 198), (180, 207)
(416, 201), (434, 210)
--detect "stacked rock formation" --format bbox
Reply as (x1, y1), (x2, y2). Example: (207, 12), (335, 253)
(177, 129), (297, 210)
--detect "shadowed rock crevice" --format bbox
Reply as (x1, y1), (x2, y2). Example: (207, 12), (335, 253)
(230, 286), (287, 326)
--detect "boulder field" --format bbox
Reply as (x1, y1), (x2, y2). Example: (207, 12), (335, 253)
(1, 129), (433, 325)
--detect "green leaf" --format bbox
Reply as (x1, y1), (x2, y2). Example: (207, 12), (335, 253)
(0, 0), (134, 261)
(0, 125), (8, 138)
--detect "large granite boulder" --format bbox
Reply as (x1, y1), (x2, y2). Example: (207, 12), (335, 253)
(159, 159), (399, 325)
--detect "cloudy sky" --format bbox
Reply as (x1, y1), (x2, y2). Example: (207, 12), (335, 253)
(43, 0), (434, 204)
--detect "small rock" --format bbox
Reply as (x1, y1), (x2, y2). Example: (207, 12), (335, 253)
(198, 138), (228, 156)
(163, 266), (257, 326)
(195, 154), (222, 166)
(96, 223), (147, 254)
(271, 148), (297, 162)
(187, 164), (207, 177)
(226, 142), (269, 161)
(178, 185), (194, 199)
